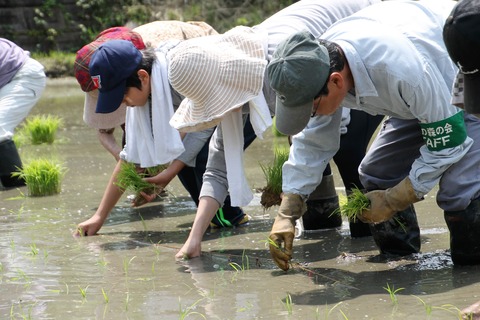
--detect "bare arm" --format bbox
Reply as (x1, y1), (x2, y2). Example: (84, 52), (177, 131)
(97, 128), (122, 162)
(74, 160), (125, 236)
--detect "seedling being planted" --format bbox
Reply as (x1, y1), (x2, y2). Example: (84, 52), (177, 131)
(338, 187), (370, 222)
(22, 114), (63, 145)
(260, 147), (289, 209)
(115, 162), (166, 205)
(12, 158), (66, 196)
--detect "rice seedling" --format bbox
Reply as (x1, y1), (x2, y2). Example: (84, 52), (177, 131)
(123, 256), (136, 277)
(282, 293), (293, 315)
(259, 147), (289, 209)
(96, 257), (109, 269)
(178, 297), (206, 320)
(101, 288), (109, 304)
(12, 158), (66, 196)
(115, 162), (164, 205)
(412, 296), (465, 319)
(22, 114), (63, 145)
(122, 292), (128, 311)
(78, 285), (89, 302)
(28, 243), (39, 257)
(139, 213), (147, 231)
(338, 187), (370, 222)
(229, 250), (250, 272)
(384, 283), (404, 305)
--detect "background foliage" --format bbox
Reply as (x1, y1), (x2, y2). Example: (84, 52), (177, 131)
(13, 0), (296, 77)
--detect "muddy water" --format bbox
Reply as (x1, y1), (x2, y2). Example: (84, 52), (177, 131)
(1, 78), (480, 320)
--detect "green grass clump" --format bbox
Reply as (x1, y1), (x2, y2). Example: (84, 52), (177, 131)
(22, 114), (63, 144)
(339, 187), (370, 222)
(12, 158), (66, 196)
(115, 162), (163, 195)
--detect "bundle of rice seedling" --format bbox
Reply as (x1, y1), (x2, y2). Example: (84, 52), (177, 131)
(115, 162), (166, 205)
(22, 114), (63, 145)
(12, 158), (67, 196)
(259, 147), (289, 209)
(338, 187), (370, 222)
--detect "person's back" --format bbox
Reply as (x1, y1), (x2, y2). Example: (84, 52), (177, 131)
(0, 38), (46, 188)
(321, 0), (457, 118)
(255, 0), (380, 60)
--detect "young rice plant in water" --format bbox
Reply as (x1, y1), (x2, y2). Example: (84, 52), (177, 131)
(13, 158), (66, 196)
(22, 114), (63, 145)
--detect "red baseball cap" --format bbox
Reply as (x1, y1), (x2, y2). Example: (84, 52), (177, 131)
(74, 27), (145, 92)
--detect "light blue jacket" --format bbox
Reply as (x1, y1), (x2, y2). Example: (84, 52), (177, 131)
(283, 0), (470, 198)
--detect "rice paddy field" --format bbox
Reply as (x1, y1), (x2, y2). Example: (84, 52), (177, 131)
(1, 78), (480, 319)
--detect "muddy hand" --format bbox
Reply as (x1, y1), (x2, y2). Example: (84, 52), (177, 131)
(131, 191), (156, 207)
(360, 177), (420, 224)
(360, 190), (394, 224)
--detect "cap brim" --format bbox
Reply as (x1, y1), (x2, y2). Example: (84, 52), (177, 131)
(95, 80), (126, 114)
(274, 96), (312, 136)
(463, 75), (480, 115)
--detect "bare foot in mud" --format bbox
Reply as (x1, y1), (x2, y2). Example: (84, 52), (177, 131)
(461, 300), (480, 320)
(175, 239), (202, 260)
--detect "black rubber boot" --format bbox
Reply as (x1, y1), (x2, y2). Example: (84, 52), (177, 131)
(0, 139), (25, 188)
(349, 218), (372, 238)
(369, 204), (421, 255)
(303, 174), (342, 230)
(444, 198), (480, 265)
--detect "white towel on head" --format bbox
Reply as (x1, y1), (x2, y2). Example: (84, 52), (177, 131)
(120, 40), (185, 167)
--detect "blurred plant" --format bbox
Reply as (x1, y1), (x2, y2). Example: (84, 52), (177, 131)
(21, 114), (63, 145)
(12, 158), (66, 196)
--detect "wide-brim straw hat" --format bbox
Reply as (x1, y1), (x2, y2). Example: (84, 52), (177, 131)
(168, 26), (267, 132)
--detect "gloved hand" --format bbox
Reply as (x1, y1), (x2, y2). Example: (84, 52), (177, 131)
(269, 193), (306, 271)
(359, 177), (420, 224)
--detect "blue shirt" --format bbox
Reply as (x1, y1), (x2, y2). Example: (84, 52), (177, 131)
(283, 0), (471, 198)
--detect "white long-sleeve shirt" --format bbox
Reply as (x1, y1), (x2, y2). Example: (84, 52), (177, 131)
(283, 0), (471, 198)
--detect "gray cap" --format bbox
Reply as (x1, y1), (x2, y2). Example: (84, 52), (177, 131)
(268, 30), (330, 135)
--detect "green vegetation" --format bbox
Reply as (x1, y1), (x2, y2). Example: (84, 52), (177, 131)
(338, 187), (370, 222)
(259, 147), (289, 209)
(12, 158), (66, 196)
(31, 51), (76, 78)
(20, 114), (63, 145)
(115, 162), (163, 196)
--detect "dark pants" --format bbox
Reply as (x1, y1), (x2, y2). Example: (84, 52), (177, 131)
(177, 115), (257, 226)
(326, 109), (384, 192)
